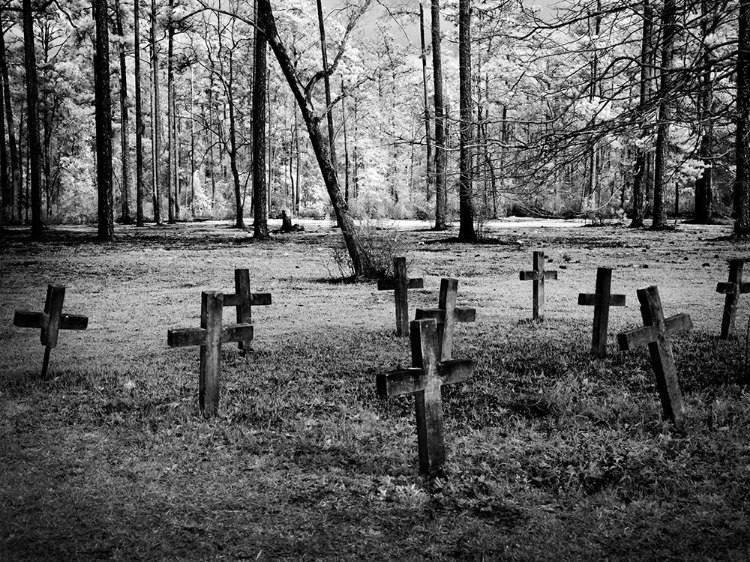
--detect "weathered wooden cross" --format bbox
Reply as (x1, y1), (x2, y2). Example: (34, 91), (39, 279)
(168, 291), (254, 418)
(377, 256), (424, 336)
(415, 278), (476, 360)
(617, 285), (693, 430)
(13, 284), (89, 378)
(715, 259), (750, 339)
(519, 250), (558, 321)
(222, 268), (272, 351)
(578, 267), (626, 357)
(376, 318), (475, 476)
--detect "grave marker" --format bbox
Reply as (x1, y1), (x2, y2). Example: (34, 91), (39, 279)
(617, 285), (693, 430)
(415, 278), (476, 360)
(13, 284), (88, 378)
(715, 259), (750, 339)
(223, 268), (272, 351)
(376, 318), (475, 476)
(519, 250), (558, 321)
(578, 267), (626, 356)
(377, 256), (424, 336)
(168, 291), (254, 418)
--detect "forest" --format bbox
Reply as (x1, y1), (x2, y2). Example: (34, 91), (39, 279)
(0, 0), (749, 244)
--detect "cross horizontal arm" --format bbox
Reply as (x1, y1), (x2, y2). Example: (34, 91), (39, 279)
(578, 294), (626, 306)
(59, 314), (89, 330)
(168, 328), (207, 347)
(376, 359), (475, 397)
(440, 359), (475, 385)
(544, 271), (558, 280)
(618, 313), (693, 350)
(716, 281), (750, 295)
(222, 324), (254, 344)
(223, 293), (272, 307)
(415, 307), (476, 323)
(519, 271), (540, 281)
(14, 310), (47, 329)
(377, 278), (424, 291)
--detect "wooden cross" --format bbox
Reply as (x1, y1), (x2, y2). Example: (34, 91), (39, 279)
(376, 318), (475, 476)
(415, 278), (476, 360)
(222, 268), (272, 351)
(578, 267), (626, 357)
(13, 284), (88, 378)
(377, 256), (424, 336)
(617, 285), (693, 431)
(715, 259), (750, 339)
(519, 250), (558, 321)
(168, 291), (254, 418)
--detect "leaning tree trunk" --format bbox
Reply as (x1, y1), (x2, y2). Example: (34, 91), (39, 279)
(253, 17), (269, 239)
(257, 0), (369, 275)
(431, 0), (447, 230)
(22, 0), (42, 237)
(457, 0), (475, 241)
(94, 0), (114, 241)
(735, 0), (750, 236)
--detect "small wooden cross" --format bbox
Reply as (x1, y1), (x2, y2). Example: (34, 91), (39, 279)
(13, 284), (88, 378)
(578, 267), (626, 357)
(715, 259), (750, 339)
(377, 256), (424, 336)
(617, 285), (693, 430)
(519, 250), (558, 321)
(376, 318), (475, 476)
(168, 291), (254, 418)
(415, 278), (476, 360)
(222, 268), (272, 351)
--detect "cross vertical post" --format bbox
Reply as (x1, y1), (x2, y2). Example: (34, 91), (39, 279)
(377, 257), (424, 336)
(716, 260), (750, 339)
(519, 251), (558, 321)
(578, 267), (626, 356)
(617, 286), (693, 430)
(223, 268), (272, 352)
(376, 319), (475, 476)
(415, 278), (476, 360)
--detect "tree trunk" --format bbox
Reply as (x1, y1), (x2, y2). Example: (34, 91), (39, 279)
(115, 0), (132, 224)
(150, 0), (162, 224)
(457, 0), (475, 241)
(0, 13), (19, 224)
(736, 0), (750, 235)
(22, 0), (42, 237)
(94, 0), (114, 240)
(0, 51), (7, 225)
(134, 0), (145, 226)
(651, 0), (676, 230)
(257, 0), (369, 276)
(431, 0), (447, 230)
(694, 0), (715, 224)
(167, 0), (175, 223)
(316, 0), (337, 172)
(253, 17), (269, 239)
(419, 0), (433, 201)
(341, 80), (350, 203)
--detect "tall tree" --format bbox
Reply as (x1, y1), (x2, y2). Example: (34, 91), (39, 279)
(316, 0), (336, 171)
(651, 0), (677, 229)
(419, 0), (432, 201)
(135, 0), (145, 226)
(0, 12), (19, 224)
(458, 0), (475, 241)
(253, 9), (269, 239)
(21, 0), (42, 237)
(115, 0), (132, 224)
(736, 0), (750, 235)
(431, 0), (447, 229)
(167, 0), (177, 223)
(150, 0), (162, 224)
(693, 0), (716, 223)
(94, 0), (114, 240)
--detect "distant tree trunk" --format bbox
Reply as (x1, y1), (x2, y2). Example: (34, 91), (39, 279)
(341, 80), (350, 203)
(735, 0), (750, 236)
(150, 0), (162, 225)
(22, 0), (42, 237)
(258, 0), (370, 275)
(457, 0), (475, 241)
(0, 13), (19, 223)
(115, 0), (132, 224)
(431, 0), (447, 230)
(134, 0), (145, 226)
(0, 54), (7, 224)
(630, 0), (653, 228)
(316, 0), (337, 171)
(253, 17), (269, 239)
(652, 0), (676, 230)
(167, 0), (175, 224)
(694, 0), (716, 223)
(94, 0), (114, 241)
(419, 0), (432, 201)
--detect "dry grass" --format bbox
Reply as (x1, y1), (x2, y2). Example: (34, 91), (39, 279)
(1, 219), (750, 561)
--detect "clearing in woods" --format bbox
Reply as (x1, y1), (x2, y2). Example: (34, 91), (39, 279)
(1, 218), (750, 561)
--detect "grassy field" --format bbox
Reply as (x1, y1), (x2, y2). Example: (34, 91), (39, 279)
(1, 219), (750, 561)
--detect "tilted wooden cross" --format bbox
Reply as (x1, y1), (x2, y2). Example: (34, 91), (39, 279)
(376, 318), (475, 476)
(14, 284), (88, 378)
(578, 267), (626, 357)
(715, 259), (750, 339)
(617, 285), (693, 430)
(222, 268), (272, 351)
(415, 278), (476, 360)
(377, 256), (424, 336)
(168, 291), (254, 418)
(519, 250), (558, 321)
